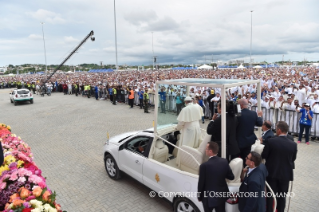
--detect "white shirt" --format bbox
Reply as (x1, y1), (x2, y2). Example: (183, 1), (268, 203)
(247, 167), (256, 176)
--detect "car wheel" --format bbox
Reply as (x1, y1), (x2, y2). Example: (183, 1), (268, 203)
(30, 99), (34, 104)
(173, 197), (200, 212)
(14, 101), (17, 106)
(104, 154), (121, 180)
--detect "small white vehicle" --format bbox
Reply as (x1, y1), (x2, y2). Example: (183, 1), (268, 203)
(103, 79), (275, 212)
(9, 89), (34, 106)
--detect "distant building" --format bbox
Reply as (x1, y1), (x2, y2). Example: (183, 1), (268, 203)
(0, 66), (7, 74)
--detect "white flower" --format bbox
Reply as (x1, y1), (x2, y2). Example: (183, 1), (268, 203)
(18, 177), (26, 182)
(31, 208), (42, 212)
(30, 199), (43, 208)
(43, 204), (51, 212)
(8, 203), (13, 209)
(49, 208), (57, 212)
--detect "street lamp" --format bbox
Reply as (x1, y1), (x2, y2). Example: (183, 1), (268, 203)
(114, 0), (118, 71)
(152, 32), (154, 70)
(41, 22), (48, 74)
(249, 10), (253, 68)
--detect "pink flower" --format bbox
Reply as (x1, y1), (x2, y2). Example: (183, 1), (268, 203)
(37, 180), (47, 189)
(25, 195), (36, 201)
(0, 182), (6, 189)
(9, 170), (19, 181)
(18, 168), (32, 177)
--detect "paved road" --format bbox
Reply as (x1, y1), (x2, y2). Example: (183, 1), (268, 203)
(0, 89), (318, 212)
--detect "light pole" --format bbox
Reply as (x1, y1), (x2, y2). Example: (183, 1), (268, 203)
(114, 0), (118, 71)
(41, 22), (47, 74)
(250, 10), (253, 68)
(152, 32), (154, 70)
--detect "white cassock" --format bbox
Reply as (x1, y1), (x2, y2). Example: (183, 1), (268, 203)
(269, 101), (276, 128)
(176, 103), (202, 148)
(296, 89), (306, 104)
(311, 105), (319, 136)
(283, 103), (296, 132)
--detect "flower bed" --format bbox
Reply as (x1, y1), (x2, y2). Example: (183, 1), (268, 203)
(0, 124), (65, 212)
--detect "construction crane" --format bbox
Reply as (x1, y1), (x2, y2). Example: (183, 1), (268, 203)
(40, 30), (95, 96)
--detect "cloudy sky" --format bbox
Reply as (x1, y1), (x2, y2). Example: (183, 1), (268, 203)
(0, 0), (318, 67)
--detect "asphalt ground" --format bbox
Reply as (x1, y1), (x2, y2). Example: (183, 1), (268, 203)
(0, 89), (318, 212)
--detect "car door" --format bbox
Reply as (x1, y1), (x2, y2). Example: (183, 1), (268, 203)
(118, 136), (151, 183)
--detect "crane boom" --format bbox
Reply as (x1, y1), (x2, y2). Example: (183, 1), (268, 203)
(42, 30), (95, 86)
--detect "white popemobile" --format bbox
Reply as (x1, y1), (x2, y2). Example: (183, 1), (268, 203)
(9, 89), (34, 106)
(103, 79), (276, 212)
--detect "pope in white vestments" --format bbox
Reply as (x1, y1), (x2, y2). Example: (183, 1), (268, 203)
(176, 96), (202, 148)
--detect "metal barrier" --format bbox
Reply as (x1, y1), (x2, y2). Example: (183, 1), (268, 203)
(251, 106), (318, 137)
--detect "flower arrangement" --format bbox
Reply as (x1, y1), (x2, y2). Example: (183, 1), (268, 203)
(0, 124), (65, 212)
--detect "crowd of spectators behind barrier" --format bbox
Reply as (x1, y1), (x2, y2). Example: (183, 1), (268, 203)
(1, 67), (319, 138)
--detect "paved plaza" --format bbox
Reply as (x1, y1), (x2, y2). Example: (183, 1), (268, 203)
(0, 89), (318, 212)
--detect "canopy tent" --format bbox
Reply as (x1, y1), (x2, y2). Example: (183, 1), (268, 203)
(197, 64), (213, 69)
(88, 69), (114, 73)
(253, 65), (263, 69)
(237, 64), (245, 69)
(37, 72), (44, 75)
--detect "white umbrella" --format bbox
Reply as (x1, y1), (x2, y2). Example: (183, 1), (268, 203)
(253, 65), (263, 69)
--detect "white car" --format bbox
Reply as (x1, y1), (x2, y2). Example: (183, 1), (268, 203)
(9, 89), (34, 106)
(103, 125), (242, 212)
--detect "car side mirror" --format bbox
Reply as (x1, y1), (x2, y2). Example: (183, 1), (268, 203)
(119, 144), (124, 151)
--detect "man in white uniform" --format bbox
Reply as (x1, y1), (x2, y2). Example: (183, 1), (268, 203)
(176, 96), (202, 148)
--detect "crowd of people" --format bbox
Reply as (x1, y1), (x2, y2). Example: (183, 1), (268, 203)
(1, 66), (318, 212)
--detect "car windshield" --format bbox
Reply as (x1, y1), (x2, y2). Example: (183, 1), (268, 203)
(156, 84), (189, 130)
(17, 90), (29, 94)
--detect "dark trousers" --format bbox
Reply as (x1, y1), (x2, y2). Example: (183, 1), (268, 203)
(139, 99), (143, 109)
(129, 98), (134, 108)
(266, 178), (289, 212)
(113, 94), (116, 104)
(176, 103), (182, 115)
(95, 92), (98, 100)
(144, 100), (149, 112)
(298, 124), (311, 142)
(239, 146), (251, 166)
(110, 95), (113, 102)
(202, 198), (225, 212)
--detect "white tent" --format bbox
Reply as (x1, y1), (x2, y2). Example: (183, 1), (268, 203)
(237, 64), (245, 69)
(197, 64), (213, 69)
(253, 65), (263, 69)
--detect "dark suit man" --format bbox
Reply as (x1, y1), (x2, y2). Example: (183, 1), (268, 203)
(262, 121), (297, 212)
(239, 152), (268, 212)
(198, 142), (234, 212)
(207, 102), (240, 161)
(259, 121), (275, 146)
(207, 90), (216, 119)
(237, 99), (263, 165)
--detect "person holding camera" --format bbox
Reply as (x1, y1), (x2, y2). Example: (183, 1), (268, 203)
(296, 103), (313, 145)
(207, 101), (239, 161)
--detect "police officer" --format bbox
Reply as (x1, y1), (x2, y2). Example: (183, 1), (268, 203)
(87, 84), (91, 98)
(113, 86), (117, 105)
(74, 83), (78, 96)
(32, 82), (36, 94)
(27, 82), (31, 91)
(143, 88), (149, 113)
